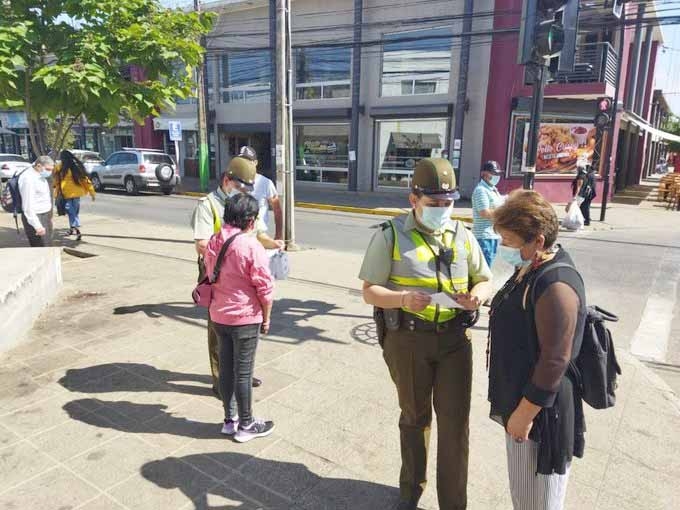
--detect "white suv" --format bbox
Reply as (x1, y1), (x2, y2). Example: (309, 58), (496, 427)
(90, 148), (180, 195)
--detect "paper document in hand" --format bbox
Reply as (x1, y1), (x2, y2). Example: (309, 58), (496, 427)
(429, 292), (465, 309)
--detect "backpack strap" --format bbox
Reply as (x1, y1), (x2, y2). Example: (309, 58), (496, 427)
(524, 262), (584, 311)
(210, 232), (243, 283)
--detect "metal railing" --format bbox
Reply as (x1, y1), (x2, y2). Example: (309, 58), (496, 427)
(548, 42), (619, 86)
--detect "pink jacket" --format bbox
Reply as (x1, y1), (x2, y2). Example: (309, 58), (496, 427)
(204, 225), (274, 326)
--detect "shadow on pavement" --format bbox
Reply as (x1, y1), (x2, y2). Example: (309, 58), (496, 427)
(141, 453), (402, 510)
(64, 398), (222, 439)
(113, 299), (370, 345)
(58, 363), (213, 397)
(84, 233), (195, 245)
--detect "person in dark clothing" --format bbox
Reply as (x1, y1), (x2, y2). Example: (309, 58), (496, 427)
(488, 190), (587, 510)
(571, 165), (597, 226)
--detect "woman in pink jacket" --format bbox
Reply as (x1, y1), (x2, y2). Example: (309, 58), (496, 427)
(204, 194), (275, 443)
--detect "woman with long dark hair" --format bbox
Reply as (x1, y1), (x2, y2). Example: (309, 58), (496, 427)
(54, 150), (95, 240)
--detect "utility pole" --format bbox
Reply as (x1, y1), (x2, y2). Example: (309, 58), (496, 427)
(274, 0), (297, 249)
(452, 0), (473, 187)
(195, 0), (210, 192)
(518, 0), (579, 190)
(284, 0), (298, 250)
(523, 62), (546, 189)
(348, 0), (363, 192)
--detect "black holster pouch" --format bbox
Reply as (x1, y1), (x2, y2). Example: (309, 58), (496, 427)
(374, 307), (402, 348)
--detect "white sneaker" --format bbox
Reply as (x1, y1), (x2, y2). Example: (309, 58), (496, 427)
(220, 417), (239, 436)
(234, 419), (275, 443)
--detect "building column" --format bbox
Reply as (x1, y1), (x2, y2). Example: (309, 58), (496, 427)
(625, 5), (645, 110)
(635, 29), (654, 115)
(627, 129), (642, 186)
(616, 127), (632, 191)
(643, 102), (657, 177)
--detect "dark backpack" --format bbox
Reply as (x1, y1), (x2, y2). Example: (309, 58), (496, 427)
(527, 262), (621, 410)
(4, 169), (28, 232)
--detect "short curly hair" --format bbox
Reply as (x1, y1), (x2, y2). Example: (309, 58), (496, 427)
(493, 190), (559, 248)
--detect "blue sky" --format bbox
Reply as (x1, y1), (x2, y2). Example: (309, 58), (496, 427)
(655, 23), (680, 116)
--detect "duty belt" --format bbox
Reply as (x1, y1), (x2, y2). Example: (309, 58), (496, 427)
(401, 310), (479, 333)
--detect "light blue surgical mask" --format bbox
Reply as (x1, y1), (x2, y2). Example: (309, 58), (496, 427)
(489, 175), (501, 187)
(419, 205), (453, 231)
(226, 188), (241, 198)
(498, 245), (531, 268)
(40, 170), (52, 179)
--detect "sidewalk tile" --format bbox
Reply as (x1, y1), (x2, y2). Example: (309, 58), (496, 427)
(271, 379), (343, 415)
(30, 411), (122, 462)
(108, 458), (216, 510)
(238, 440), (335, 500)
(0, 380), (60, 416)
(252, 366), (300, 403)
(209, 470), (293, 509)
(78, 494), (128, 510)
(0, 441), (57, 493)
(0, 467), (100, 510)
(0, 424), (20, 449)
(296, 465), (400, 510)
(67, 435), (162, 490)
(0, 389), (85, 438)
(20, 347), (87, 377)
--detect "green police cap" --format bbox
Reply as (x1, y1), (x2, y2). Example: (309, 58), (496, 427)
(412, 158), (460, 200)
(226, 156), (256, 191)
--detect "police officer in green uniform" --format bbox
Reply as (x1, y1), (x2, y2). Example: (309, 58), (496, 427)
(360, 158), (493, 510)
(192, 156), (283, 397)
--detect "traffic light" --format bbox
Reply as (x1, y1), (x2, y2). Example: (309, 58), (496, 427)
(518, 0), (580, 66)
(594, 97), (613, 128)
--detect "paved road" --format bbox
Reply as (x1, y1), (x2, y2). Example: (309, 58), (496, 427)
(87, 192), (680, 394)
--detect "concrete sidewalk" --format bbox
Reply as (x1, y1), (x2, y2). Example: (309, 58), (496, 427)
(0, 212), (678, 509)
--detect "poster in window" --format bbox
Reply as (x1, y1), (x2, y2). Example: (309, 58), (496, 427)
(522, 122), (596, 175)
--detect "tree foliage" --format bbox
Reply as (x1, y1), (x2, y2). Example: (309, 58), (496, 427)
(0, 0), (215, 155)
(663, 115), (680, 154)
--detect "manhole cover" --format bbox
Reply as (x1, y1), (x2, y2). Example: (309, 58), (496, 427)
(350, 322), (379, 346)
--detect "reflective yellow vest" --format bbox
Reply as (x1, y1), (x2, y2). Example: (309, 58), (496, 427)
(206, 194), (222, 234)
(386, 215), (471, 323)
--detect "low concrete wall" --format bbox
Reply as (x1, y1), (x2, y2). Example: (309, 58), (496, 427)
(0, 248), (62, 353)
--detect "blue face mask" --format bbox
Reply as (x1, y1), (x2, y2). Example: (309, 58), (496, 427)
(498, 245), (531, 268)
(489, 175), (501, 187)
(40, 170), (52, 179)
(419, 205), (453, 231)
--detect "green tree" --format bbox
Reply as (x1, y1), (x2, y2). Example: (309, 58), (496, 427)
(0, 0), (215, 156)
(663, 115), (680, 154)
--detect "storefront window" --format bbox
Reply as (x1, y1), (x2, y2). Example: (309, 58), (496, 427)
(381, 27), (451, 97)
(295, 124), (349, 184)
(376, 119), (447, 188)
(295, 47), (351, 100)
(508, 115), (597, 176)
(220, 50), (271, 104)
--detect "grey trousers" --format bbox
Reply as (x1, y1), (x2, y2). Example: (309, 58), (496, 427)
(505, 434), (570, 510)
(21, 212), (53, 247)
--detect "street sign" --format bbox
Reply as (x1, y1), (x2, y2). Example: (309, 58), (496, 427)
(168, 121), (182, 141)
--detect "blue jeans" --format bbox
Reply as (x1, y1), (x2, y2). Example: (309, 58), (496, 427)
(477, 238), (499, 269)
(64, 198), (81, 229)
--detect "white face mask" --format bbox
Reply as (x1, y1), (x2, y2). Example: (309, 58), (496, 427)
(419, 205), (453, 231)
(489, 175), (501, 187)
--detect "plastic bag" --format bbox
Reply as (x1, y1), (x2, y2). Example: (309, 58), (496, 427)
(267, 249), (289, 280)
(563, 200), (585, 231)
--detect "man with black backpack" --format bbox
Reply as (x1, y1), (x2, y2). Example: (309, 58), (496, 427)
(14, 156), (55, 247)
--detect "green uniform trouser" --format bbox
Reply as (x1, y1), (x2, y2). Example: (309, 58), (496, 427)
(383, 326), (472, 510)
(198, 257), (220, 391)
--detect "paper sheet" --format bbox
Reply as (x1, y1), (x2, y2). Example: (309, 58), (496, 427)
(429, 292), (465, 309)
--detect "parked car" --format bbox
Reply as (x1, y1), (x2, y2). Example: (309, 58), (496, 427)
(0, 153), (31, 182)
(69, 150), (104, 175)
(90, 148), (180, 195)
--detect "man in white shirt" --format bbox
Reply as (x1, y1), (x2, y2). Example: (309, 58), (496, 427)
(18, 156), (55, 247)
(239, 146), (283, 240)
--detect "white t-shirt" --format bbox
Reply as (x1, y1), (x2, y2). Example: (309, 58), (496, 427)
(252, 174), (278, 226)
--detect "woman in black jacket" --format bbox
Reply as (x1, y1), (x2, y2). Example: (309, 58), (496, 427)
(488, 190), (587, 510)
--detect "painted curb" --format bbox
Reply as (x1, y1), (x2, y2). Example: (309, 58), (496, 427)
(177, 192), (474, 223)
